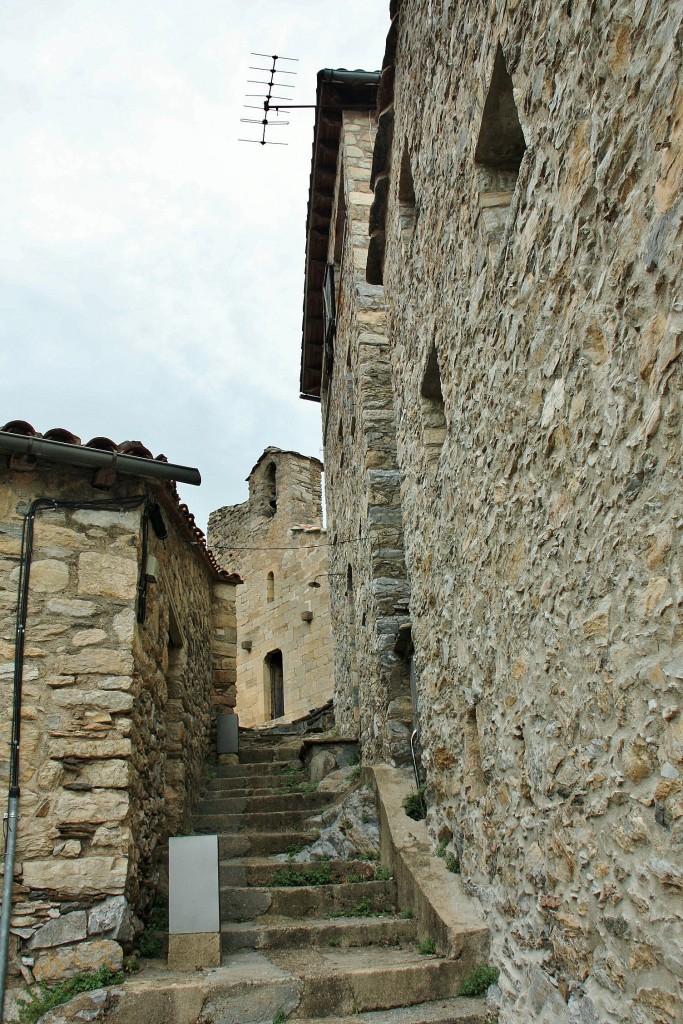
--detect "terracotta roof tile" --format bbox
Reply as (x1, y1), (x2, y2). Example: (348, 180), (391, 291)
(0, 420), (242, 585)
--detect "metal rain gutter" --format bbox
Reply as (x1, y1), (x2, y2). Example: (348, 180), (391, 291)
(0, 431), (201, 486)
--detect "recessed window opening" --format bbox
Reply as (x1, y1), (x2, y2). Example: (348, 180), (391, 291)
(264, 461), (277, 514)
(266, 571), (275, 603)
(420, 342), (447, 474)
(265, 649), (284, 720)
(398, 144), (417, 248)
(474, 43), (527, 241)
(333, 177), (347, 267)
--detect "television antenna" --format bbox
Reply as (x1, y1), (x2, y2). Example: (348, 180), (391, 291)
(239, 52), (317, 146)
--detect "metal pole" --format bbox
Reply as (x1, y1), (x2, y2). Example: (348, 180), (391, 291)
(0, 792), (19, 1018)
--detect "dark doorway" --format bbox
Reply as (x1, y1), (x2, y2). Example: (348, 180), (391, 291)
(265, 649), (284, 719)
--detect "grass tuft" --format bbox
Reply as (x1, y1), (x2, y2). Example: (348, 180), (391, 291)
(403, 788), (426, 821)
(417, 938), (436, 955)
(373, 864), (392, 881)
(458, 964), (500, 997)
(272, 861), (331, 887)
(17, 966), (124, 1024)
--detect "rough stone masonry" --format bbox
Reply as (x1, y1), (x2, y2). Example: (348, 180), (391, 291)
(304, 3), (683, 1023)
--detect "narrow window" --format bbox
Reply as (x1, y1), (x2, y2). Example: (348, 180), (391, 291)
(266, 571), (275, 603)
(475, 44), (527, 241)
(420, 342), (447, 474)
(265, 649), (284, 720)
(397, 144), (417, 248)
(265, 462), (277, 514)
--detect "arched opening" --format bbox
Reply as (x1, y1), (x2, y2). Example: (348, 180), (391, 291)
(397, 143), (417, 248)
(475, 43), (527, 241)
(266, 571), (275, 603)
(265, 649), (284, 720)
(420, 342), (447, 473)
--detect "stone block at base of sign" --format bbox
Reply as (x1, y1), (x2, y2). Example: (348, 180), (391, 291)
(167, 932), (221, 971)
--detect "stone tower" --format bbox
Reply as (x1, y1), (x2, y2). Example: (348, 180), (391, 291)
(208, 448), (334, 727)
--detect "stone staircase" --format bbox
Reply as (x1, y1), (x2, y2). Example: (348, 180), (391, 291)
(192, 728), (487, 1024)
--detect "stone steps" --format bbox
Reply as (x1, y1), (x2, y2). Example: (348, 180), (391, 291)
(220, 879), (397, 919)
(189, 731), (486, 1023)
(295, 998), (486, 1024)
(216, 831), (321, 858)
(219, 857), (378, 887)
(221, 914), (417, 953)
(237, 745), (302, 764)
(213, 761), (294, 779)
(268, 947), (483, 1018)
(198, 791), (334, 814)
(196, 808), (319, 833)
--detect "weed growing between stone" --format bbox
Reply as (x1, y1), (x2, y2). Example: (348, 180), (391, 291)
(403, 787), (426, 821)
(373, 865), (392, 881)
(399, 907), (413, 919)
(330, 896), (388, 918)
(136, 892), (168, 957)
(272, 860), (332, 887)
(417, 938), (436, 955)
(17, 966), (125, 1024)
(272, 1010), (288, 1024)
(445, 852), (460, 873)
(458, 964), (500, 996)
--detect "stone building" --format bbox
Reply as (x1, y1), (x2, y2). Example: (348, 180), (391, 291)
(300, 69), (413, 766)
(302, 5), (683, 1023)
(208, 447), (334, 727)
(0, 420), (239, 983)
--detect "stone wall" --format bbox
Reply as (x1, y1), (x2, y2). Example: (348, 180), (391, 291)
(365, 2), (682, 1022)
(208, 448), (333, 727)
(0, 459), (234, 981)
(319, 111), (413, 764)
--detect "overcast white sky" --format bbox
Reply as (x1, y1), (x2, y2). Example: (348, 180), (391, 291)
(1, 1), (388, 533)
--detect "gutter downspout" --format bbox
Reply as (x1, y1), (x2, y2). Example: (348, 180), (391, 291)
(0, 432), (201, 487)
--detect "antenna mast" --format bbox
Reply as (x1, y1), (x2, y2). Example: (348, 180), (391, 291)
(239, 52), (300, 146)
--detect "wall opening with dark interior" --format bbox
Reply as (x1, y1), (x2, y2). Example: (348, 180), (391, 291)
(266, 571), (275, 603)
(397, 143), (417, 248)
(420, 342), (447, 473)
(265, 649), (284, 719)
(474, 43), (527, 240)
(264, 462), (277, 514)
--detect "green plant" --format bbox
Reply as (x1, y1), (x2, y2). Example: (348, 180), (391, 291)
(339, 818), (352, 834)
(458, 964), (500, 997)
(373, 865), (392, 881)
(272, 862), (331, 887)
(346, 872), (363, 883)
(445, 851), (460, 874)
(138, 931), (163, 958)
(330, 897), (385, 918)
(403, 787), (426, 821)
(149, 893), (168, 930)
(17, 966), (125, 1024)
(285, 844), (303, 856)
(363, 851), (379, 862)
(436, 840), (448, 858)
(279, 763), (302, 776)
(348, 765), (361, 783)
(399, 907), (413, 919)
(273, 1010), (288, 1024)
(417, 938), (436, 955)
(348, 751), (361, 766)
(123, 955), (140, 973)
